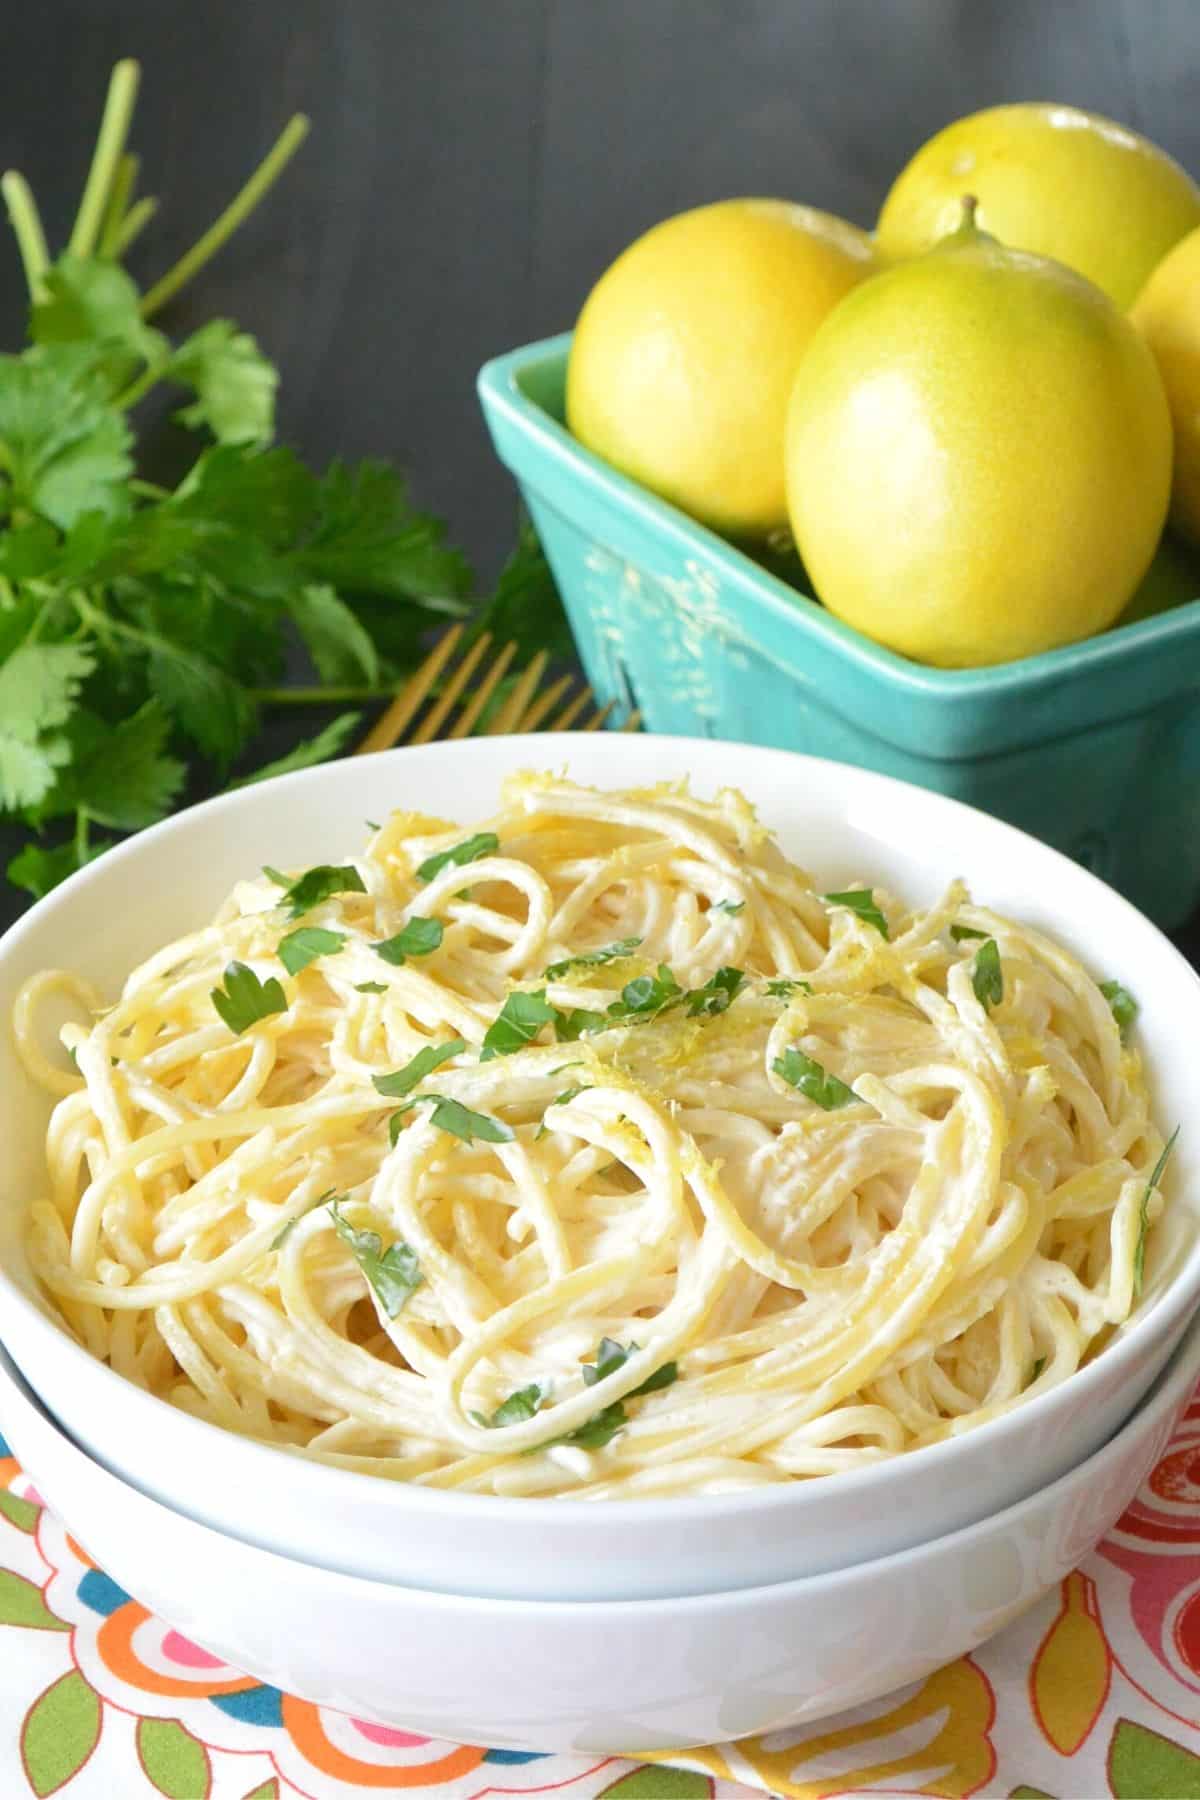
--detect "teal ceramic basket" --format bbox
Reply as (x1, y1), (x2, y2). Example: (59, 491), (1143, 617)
(478, 333), (1200, 930)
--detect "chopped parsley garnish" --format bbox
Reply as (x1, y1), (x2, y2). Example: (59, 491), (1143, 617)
(417, 831), (499, 883)
(712, 899), (745, 916)
(773, 1046), (856, 1110)
(329, 1200), (422, 1317)
(480, 988), (557, 1060)
(582, 1337), (679, 1396)
(211, 961), (287, 1034)
(277, 925), (345, 975)
(543, 937), (643, 979)
(1133, 1126), (1179, 1299)
(536, 1083), (589, 1137)
(355, 981), (387, 995)
(373, 916), (444, 965)
(971, 939), (1003, 1010)
(685, 965), (745, 1017)
(265, 863), (366, 919)
(390, 1092), (515, 1146)
(950, 923), (988, 942)
(1099, 979), (1139, 1042)
(554, 1007), (608, 1041)
(471, 1383), (547, 1429)
(373, 1039), (465, 1098)
(608, 964), (685, 1021)
(767, 977), (813, 999)
(270, 1188), (339, 1251)
(823, 888), (889, 939)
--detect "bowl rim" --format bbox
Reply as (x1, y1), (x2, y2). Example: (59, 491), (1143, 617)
(478, 331), (1200, 700)
(2, 731), (1199, 1526)
(3, 1306), (1198, 1617)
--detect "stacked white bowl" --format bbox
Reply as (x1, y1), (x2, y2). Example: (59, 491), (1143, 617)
(1, 737), (1198, 1753)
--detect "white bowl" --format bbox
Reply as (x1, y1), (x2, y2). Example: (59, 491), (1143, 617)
(2, 734), (1199, 1602)
(1, 1315), (1197, 1753)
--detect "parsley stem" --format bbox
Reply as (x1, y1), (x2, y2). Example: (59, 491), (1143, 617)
(68, 59), (141, 260)
(130, 478), (171, 501)
(73, 809), (90, 865)
(141, 113), (310, 319)
(251, 684), (411, 704)
(1, 171), (51, 302)
(112, 364), (165, 411)
(97, 151), (139, 257)
(112, 196), (158, 257)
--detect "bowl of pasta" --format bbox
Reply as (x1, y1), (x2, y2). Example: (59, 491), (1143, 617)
(0, 733), (1197, 1603)
(0, 1314), (1198, 1752)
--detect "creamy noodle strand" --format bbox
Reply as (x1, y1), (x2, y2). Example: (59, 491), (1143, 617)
(16, 773), (1168, 1497)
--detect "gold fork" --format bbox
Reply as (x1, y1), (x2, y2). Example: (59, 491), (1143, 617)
(355, 627), (638, 756)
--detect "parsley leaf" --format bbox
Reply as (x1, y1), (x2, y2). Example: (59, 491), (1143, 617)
(229, 715), (362, 788)
(554, 1007), (609, 1041)
(1133, 1126), (1179, 1299)
(537, 1083), (589, 1136)
(972, 939), (1003, 1010)
(766, 976), (813, 998)
(422, 1094), (514, 1144)
(773, 1047), (856, 1109)
(45, 700), (185, 830)
(169, 318), (278, 446)
(373, 1038), (466, 1097)
(278, 925), (345, 975)
(950, 923), (988, 942)
(271, 1187), (339, 1251)
(211, 960), (288, 1034)
(417, 831), (499, 882)
(712, 899), (745, 916)
(471, 1383), (548, 1430)
(554, 1401), (628, 1450)
(7, 835), (112, 899)
(607, 964), (684, 1022)
(373, 916), (443, 964)
(582, 1338), (679, 1397)
(328, 1199), (422, 1317)
(465, 517), (573, 665)
(286, 581), (378, 687)
(543, 936), (643, 980)
(1099, 979), (1139, 1042)
(685, 966), (745, 1017)
(823, 888), (890, 940)
(0, 641), (95, 809)
(355, 981), (387, 995)
(481, 988), (557, 1059)
(268, 863), (367, 918)
(0, 345), (134, 527)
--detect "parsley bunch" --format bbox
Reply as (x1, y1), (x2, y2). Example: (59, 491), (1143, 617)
(0, 61), (565, 905)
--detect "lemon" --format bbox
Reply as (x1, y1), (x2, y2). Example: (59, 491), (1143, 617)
(878, 104), (1200, 308)
(785, 204), (1172, 667)
(1132, 225), (1200, 546)
(566, 199), (875, 536)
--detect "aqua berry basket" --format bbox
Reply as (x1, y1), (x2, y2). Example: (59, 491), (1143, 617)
(478, 333), (1200, 930)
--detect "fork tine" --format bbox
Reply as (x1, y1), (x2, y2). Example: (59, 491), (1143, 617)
(516, 672), (575, 732)
(410, 632), (493, 745)
(485, 650), (550, 735)
(545, 687), (593, 732)
(355, 626), (464, 755)
(582, 699), (617, 732)
(451, 639), (518, 738)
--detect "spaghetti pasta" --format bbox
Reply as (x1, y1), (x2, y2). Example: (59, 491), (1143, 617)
(15, 773), (1169, 1497)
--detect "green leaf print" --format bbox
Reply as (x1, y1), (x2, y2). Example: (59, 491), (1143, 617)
(0, 1569), (69, 1630)
(137, 1717), (212, 1799)
(21, 1671), (102, 1796)
(0, 1489), (40, 1532)
(599, 1768), (712, 1798)
(241, 1783), (280, 1800)
(1109, 1718), (1200, 1798)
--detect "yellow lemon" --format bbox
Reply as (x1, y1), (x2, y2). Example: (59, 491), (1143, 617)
(878, 104), (1200, 308)
(566, 199), (875, 536)
(1132, 224), (1200, 545)
(785, 204), (1172, 667)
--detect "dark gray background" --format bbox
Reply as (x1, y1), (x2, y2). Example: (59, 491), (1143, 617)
(2, 0), (1196, 583)
(2, 0), (1199, 949)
